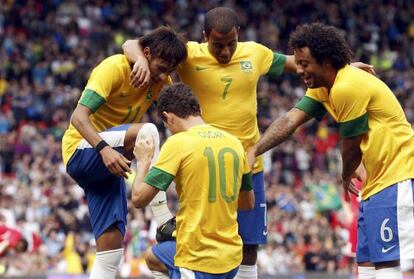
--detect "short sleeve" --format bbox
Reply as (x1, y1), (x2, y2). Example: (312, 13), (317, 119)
(252, 43), (274, 75)
(295, 94), (327, 121)
(144, 137), (182, 190)
(267, 52), (287, 78)
(331, 82), (369, 138)
(85, 60), (124, 100)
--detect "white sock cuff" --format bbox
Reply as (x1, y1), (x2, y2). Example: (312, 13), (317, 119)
(376, 266), (403, 279)
(90, 248), (124, 279)
(236, 264), (257, 279)
(358, 266), (375, 279)
(96, 247), (124, 256)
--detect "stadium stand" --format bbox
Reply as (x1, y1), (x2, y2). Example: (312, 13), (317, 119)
(0, 0), (413, 277)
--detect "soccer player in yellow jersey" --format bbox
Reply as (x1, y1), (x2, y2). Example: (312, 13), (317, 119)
(61, 27), (187, 279)
(249, 23), (414, 279)
(122, 8), (375, 278)
(131, 83), (254, 279)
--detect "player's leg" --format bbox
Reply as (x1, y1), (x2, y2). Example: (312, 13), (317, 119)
(356, 201), (376, 279)
(67, 124), (133, 279)
(236, 172), (266, 279)
(124, 123), (174, 230)
(363, 180), (414, 279)
(148, 241), (180, 278)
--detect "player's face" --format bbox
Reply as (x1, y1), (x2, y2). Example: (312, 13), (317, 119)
(294, 47), (328, 89)
(148, 57), (175, 85)
(205, 27), (238, 64)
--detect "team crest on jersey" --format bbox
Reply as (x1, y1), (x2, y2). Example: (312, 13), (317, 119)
(146, 90), (152, 100)
(240, 61), (252, 72)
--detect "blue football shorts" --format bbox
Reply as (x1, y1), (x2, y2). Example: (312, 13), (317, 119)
(66, 124), (132, 239)
(237, 171), (267, 244)
(357, 179), (414, 263)
(152, 241), (239, 279)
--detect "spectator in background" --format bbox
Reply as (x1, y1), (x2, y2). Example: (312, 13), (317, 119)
(0, 0), (413, 277)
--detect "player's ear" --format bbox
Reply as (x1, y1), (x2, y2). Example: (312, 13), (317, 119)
(203, 30), (208, 42)
(143, 47), (151, 60)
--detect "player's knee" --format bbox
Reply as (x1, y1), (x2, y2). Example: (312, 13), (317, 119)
(242, 244), (258, 265)
(144, 247), (166, 272)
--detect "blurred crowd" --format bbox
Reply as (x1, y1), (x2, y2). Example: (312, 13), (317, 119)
(0, 0), (413, 277)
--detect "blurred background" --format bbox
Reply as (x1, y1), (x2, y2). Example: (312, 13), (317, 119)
(0, 0), (413, 278)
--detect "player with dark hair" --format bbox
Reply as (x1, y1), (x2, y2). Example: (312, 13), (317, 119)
(249, 22), (414, 279)
(131, 83), (254, 278)
(61, 26), (187, 279)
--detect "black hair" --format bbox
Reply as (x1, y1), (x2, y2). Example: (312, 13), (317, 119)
(157, 83), (201, 120)
(289, 23), (353, 69)
(204, 7), (239, 36)
(139, 26), (188, 67)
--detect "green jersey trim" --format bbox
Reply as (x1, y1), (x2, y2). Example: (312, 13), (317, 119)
(144, 167), (175, 191)
(294, 96), (327, 121)
(241, 172), (253, 191)
(339, 113), (369, 138)
(267, 53), (287, 77)
(79, 89), (106, 112)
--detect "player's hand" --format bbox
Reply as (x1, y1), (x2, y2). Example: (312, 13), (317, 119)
(247, 147), (257, 171)
(351, 62), (376, 75)
(100, 146), (132, 178)
(130, 57), (151, 88)
(134, 137), (155, 164)
(342, 176), (359, 202)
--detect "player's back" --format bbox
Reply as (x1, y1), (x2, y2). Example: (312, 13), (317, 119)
(169, 124), (247, 273)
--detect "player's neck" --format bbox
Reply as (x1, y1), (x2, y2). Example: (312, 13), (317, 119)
(180, 116), (205, 131)
(325, 68), (337, 90)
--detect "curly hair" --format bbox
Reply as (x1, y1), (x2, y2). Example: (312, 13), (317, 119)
(157, 83), (201, 120)
(289, 23), (353, 70)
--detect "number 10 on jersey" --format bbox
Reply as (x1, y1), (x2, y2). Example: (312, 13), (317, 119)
(204, 147), (239, 203)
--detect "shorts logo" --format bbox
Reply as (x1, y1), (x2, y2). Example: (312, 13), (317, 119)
(240, 61), (252, 72)
(382, 245), (396, 253)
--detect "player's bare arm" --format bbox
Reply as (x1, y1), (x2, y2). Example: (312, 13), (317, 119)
(341, 135), (363, 201)
(248, 108), (312, 169)
(131, 137), (159, 208)
(238, 190), (255, 210)
(71, 104), (132, 178)
(122, 39), (151, 88)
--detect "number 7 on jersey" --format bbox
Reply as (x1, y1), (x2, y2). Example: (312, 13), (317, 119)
(220, 77), (233, 100)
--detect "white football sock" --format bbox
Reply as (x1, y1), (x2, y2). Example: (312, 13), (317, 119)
(89, 248), (124, 279)
(151, 271), (169, 278)
(358, 266), (375, 279)
(235, 264), (257, 279)
(376, 266), (403, 279)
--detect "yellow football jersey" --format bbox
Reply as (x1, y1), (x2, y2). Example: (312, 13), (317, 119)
(62, 54), (170, 165)
(144, 124), (253, 273)
(176, 41), (286, 173)
(295, 65), (414, 200)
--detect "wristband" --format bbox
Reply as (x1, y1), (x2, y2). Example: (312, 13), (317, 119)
(95, 140), (109, 153)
